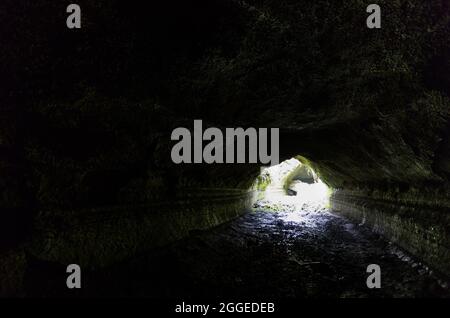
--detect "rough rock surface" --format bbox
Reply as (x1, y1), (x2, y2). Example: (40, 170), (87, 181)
(24, 207), (450, 298)
(2, 0), (450, 294)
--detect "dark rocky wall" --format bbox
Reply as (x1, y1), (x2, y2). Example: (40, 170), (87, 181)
(30, 188), (256, 269)
(2, 0), (450, 294)
(332, 187), (450, 276)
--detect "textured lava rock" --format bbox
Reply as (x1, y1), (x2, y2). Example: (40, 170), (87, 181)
(2, 0), (450, 294)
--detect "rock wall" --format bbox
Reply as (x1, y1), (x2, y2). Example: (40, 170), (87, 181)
(29, 188), (256, 269)
(0, 188), (255, 296)
(3, 0), (450, 296)
(331, 187), (450, 276)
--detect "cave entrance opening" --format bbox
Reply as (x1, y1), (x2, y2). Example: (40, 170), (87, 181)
(252, 157), (331, 218)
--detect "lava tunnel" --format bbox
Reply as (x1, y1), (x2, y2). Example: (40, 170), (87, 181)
(2, 0), (450, 306)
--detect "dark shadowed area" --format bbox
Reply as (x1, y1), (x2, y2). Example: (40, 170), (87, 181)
(1, 0), (450, 298)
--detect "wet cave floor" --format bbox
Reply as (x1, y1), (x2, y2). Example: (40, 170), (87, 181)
(27, 206), (450, 298)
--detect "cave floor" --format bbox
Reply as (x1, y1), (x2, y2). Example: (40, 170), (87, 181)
(27, 206), (450, 298)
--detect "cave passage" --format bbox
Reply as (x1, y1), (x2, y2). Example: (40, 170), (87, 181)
(25, 159), (450, 298)
(4, 1), (450, 300)
(252, 158), (331, 215)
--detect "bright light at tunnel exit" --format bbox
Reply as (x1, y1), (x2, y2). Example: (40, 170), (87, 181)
(253, 158), (331, 213)
(291, 179), (330, 205)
